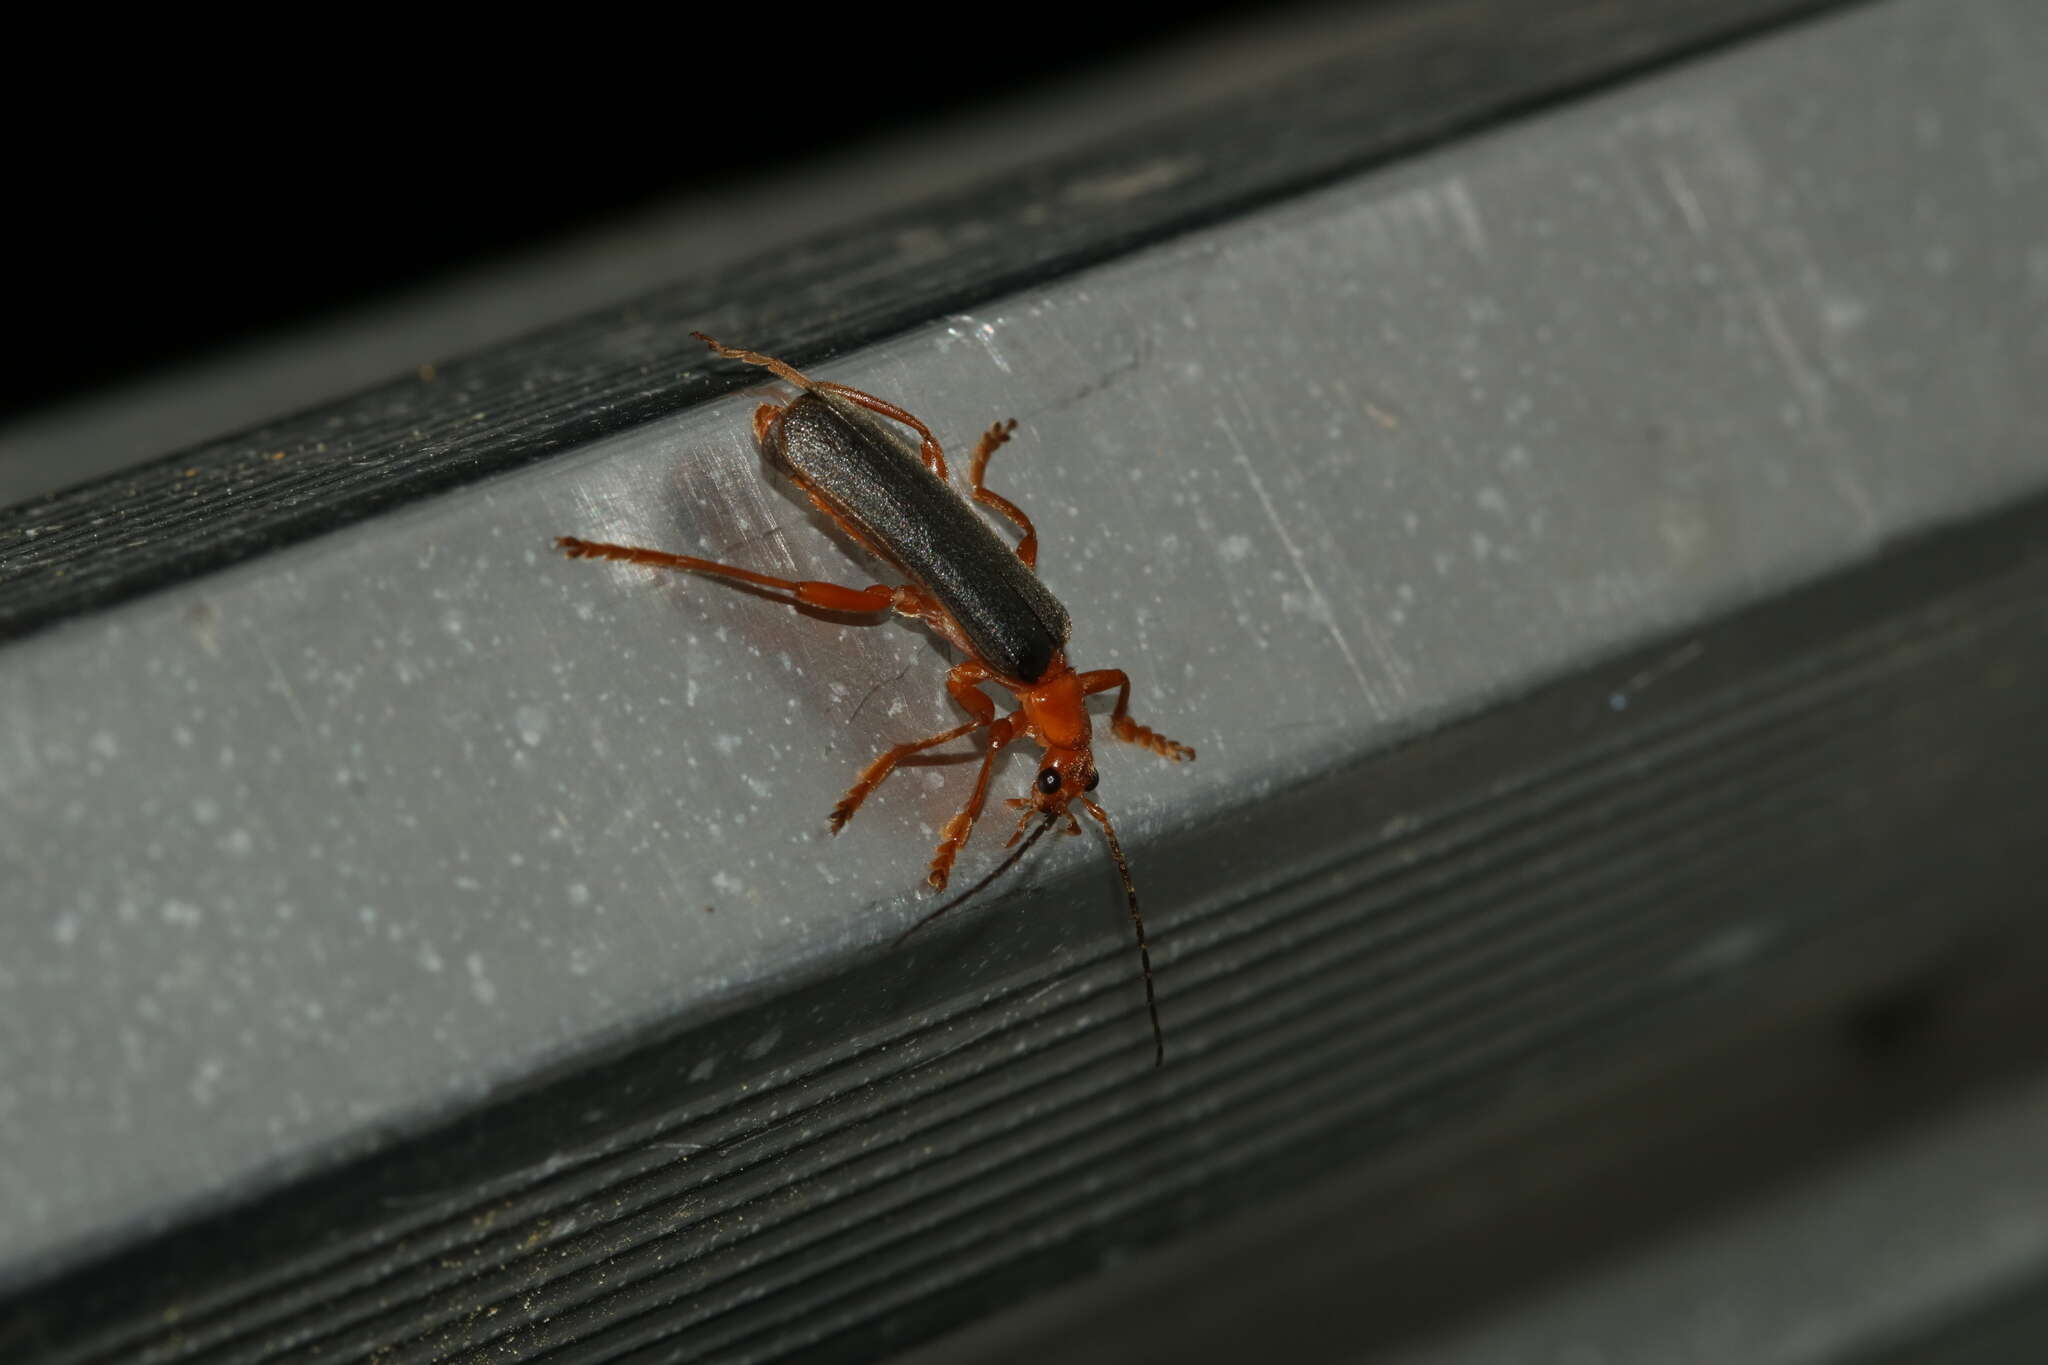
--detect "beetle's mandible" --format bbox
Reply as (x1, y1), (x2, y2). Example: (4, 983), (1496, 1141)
(557, 333), (1194, 1063)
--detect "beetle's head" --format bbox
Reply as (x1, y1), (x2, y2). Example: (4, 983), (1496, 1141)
(1029, 747), (1098, 814)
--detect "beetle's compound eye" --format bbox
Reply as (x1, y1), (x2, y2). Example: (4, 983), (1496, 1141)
(1085, 770), (1100, 792)
(1036, 768), (1062, 795)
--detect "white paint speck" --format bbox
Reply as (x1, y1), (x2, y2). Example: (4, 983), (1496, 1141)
(161, 900), (203, 928)
(1218, 534), (1253, 563)
(466, 952), (497, 1005)
(1822, 295), (1869, 333)
(1279, 589), (1331, 623)
(514, 704), (550, 747)
(189, 1058), (226, 1107)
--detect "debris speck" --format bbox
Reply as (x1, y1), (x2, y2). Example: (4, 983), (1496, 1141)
(467, 952), (498, 1005)
(514, 704), (551, 747)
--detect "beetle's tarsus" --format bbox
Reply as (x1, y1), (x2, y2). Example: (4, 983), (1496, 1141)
(1113, 714), (1195, 761)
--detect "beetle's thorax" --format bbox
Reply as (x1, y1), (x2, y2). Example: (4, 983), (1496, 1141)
(1017, 661), (1091, 753)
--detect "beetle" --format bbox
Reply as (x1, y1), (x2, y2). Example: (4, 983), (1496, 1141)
(557, 333), (1194, 1062)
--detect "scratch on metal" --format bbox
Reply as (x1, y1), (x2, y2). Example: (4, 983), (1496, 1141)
(1218, 418), (1393, 715)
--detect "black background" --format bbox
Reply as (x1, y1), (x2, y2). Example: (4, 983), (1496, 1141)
(6, 9), (1264, 425)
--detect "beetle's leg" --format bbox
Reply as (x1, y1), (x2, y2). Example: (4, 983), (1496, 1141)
(1078, 668), (1196, 761)
(830, 661), (997, 833)
(829, 715), (985, 834)
(696, 330), (951, 479)
(695, 330), (951, 479)
(556, 537), (898, 615)
(966, 419), (1038, 569)
(928, 713), (1024, 889)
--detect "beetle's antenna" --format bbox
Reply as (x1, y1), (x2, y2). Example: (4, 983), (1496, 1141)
(894, 810), (1059, 949)
(692, 332), (817, 390)
(1081, 797), (1164, 1067)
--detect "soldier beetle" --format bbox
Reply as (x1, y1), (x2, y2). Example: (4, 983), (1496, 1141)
(558, 334), (1193, 1062)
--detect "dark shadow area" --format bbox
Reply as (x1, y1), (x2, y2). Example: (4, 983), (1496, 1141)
(7, 5), (1277, 423)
